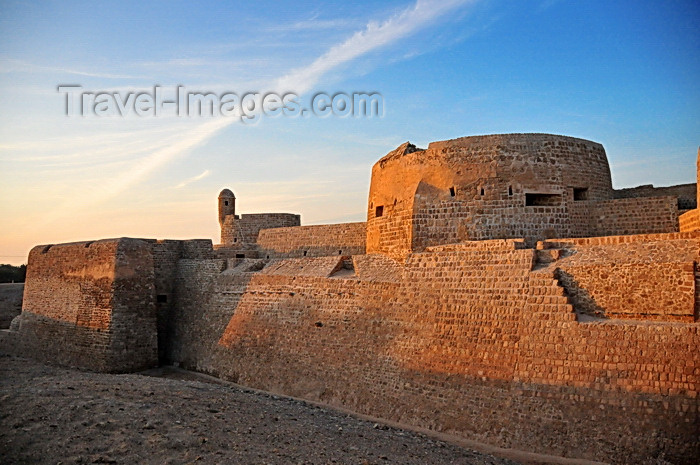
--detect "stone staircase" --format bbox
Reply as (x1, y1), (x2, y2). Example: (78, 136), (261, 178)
(526, 272), (577, 322)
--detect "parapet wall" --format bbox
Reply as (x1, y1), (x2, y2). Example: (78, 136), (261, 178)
(613, 183), (696, 210)
(256, 222), (366, 258)
(221, 213), (300, 246)
(1, 239), (158, 372)
(549, 235), (699, 321)
(570, 195), (679, 237)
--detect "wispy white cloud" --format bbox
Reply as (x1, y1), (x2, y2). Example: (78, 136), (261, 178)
(267, 16), (358, 32)
(30, 0), (480, 223)
(175, 169), (211, 189)
(275, 0), (476, 93)
(42, 118), (230, 223)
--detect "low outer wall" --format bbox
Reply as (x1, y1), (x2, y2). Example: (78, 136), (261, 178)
(222, 213), (300, 246)
(571, 196), (679, 237)
(0, 283), (23, 328)
(548, 235), (700, 322)
(0, 238), (158, 372)
(257, 222), (366, 258)
(613, 182), (696, 210)
(170, 243), (699, 464)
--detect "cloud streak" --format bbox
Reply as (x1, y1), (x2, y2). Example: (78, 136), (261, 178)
(37, 0), (479, 222)
(275, 0), (476, 93)
(175, 169), (211, 189)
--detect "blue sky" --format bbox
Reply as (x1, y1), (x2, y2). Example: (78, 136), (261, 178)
(0, 0), (698, 264)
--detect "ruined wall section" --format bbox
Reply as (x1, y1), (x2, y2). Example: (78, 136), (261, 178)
(569, 196), (679, 237)
(256, 222), (366, 258)
(542, 233), (699, 322)
(0, 239), (158, 372)
(613, 183), (696, 210)
(221, 213), (300, 247)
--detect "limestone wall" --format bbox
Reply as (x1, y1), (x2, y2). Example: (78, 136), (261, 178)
(680, 209), (700, 232)
(0, 238), (158, 372)
(221, 213), (300, 246)
(613, 182), (696, 210)
(367, 134), (616, 254)
(167, 236), (699, 464)
(550, 236), (699, 321)
(256, 222), (366, 258)
(578, 196), (679, 237)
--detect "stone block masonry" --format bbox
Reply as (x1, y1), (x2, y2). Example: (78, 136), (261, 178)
(257, 222), (366, 258)
(0, 238), (158, 372)
(164, 240), (698, 464)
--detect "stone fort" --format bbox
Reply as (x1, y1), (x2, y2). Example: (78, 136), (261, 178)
(1, 134), (698, 464)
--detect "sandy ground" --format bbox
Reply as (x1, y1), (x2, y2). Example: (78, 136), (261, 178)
(0, 354), (520, 465)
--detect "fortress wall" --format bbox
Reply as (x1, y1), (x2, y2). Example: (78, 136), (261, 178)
(223, 213), (300, 246)
(550, 236), (700, 322)
(165, 258), (239, 372)
(613, 182), (696, 210)
(366, 204), (413, 258)
(540, 230), (700, 248)
(580, 196), (679, 237)
(152, 240), (184, 363)
(107, 239), (158, 370)
(169, 244), (699, 463)
(680, 208), (700, 232)
(256, 222), (366, 258)
(412, 198), (571, 249)
(0, 283), (24, 328)
(20, 240), (120, 329)
(0, 238), (158, 372)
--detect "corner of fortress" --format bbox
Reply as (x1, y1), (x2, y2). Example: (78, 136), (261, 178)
(1, 134), (699, 464)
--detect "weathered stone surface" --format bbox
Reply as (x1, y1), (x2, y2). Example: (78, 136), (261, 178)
(367, 134), (680, 258)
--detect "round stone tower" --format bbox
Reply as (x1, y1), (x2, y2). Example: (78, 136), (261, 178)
(366, 133), (615, 256)
(218, 188), (236, 227)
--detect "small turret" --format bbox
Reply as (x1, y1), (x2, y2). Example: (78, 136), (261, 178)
(218, 188), (236, 227)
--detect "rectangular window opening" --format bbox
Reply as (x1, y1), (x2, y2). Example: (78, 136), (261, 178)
(235, 253), (245, 258)
(449, 187), (456, 197)
(375, 205), (384, 217)
(157, 294), (168, 304)
(573, 187), (589, 201)
(525, 193), (562, 207)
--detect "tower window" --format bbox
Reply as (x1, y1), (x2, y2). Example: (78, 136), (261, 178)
(573, 188), (588, 201)
(375, 206), (384, 217)
(508, 186), (513, 196)
(480, 187), (485, 196)
(157, 294), (168, 303)
(449, 187), (456, 197)
(224, 200), (229, 206)
(235, 253), (245, 258)
(526, 193), (562, 206)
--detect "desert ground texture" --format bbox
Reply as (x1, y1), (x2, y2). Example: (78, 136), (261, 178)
(0, 354), (519, 465)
